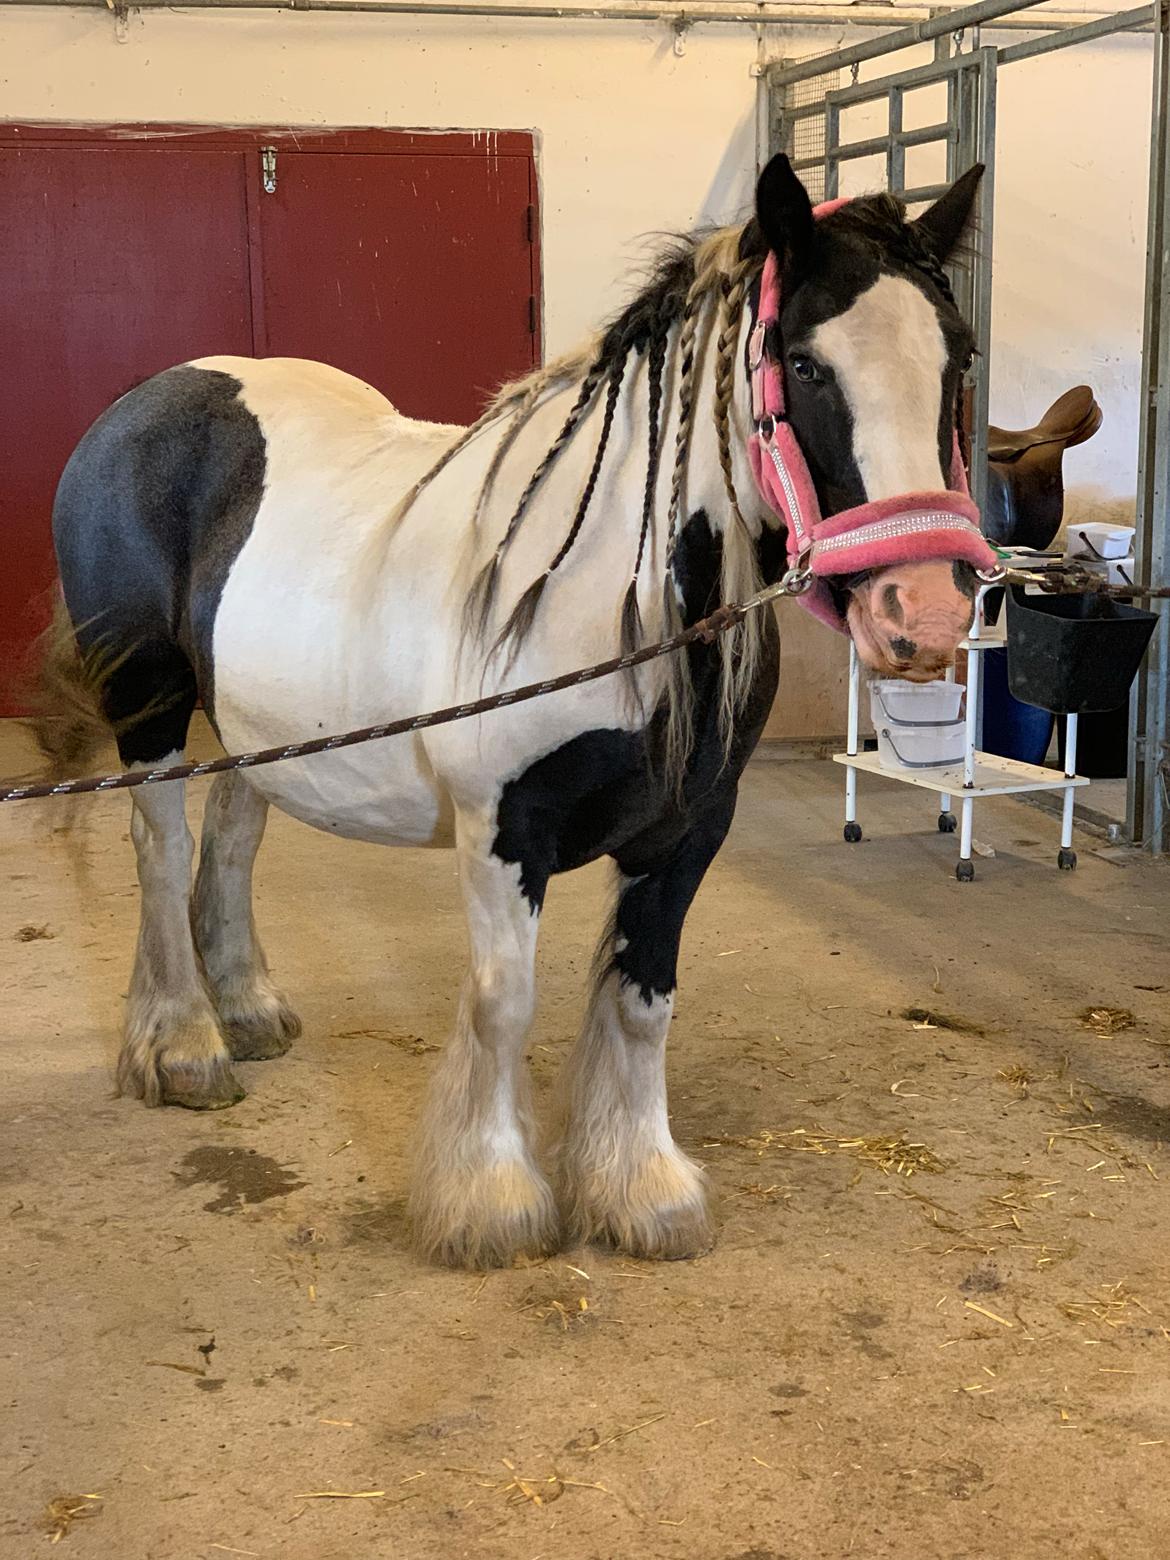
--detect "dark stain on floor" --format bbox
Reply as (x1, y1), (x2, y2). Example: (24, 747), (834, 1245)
(171, 1146), (306, 1214)
(343, 1195), (409, 1245)
(1094, 1091), (1170, 1144)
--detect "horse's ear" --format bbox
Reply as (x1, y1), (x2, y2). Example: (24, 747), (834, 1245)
(910, 164), (984, 259)
(755, 153), (815, 275)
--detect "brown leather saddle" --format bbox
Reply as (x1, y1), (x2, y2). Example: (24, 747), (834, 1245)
(980, 385), (1103, 550)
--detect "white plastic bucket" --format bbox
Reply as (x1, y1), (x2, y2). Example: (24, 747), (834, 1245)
(869, 680), (966, 771)
(869, 679), (965, 727)
(1065, 523), (1136, 561)
(875, 720), (966, 771)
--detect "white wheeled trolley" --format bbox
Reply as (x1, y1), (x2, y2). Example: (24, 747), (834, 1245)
(833, 584), (1089, 880)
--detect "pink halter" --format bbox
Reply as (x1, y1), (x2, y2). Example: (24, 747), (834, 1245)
(746, 200), (999, 632)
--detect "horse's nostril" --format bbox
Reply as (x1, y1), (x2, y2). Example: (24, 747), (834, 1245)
(882, 583), (903, 624)
(890, 635), (917, 661)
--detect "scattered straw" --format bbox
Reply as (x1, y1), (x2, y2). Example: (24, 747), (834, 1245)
(585, 1413), (667, 1452)
(44, 1495), (102, 1543)
(208, 1547), (260, 1557)
(447, 1462), (610, 1509)
(731, 1182), (791, 1203)
(145, 1360), (205, 1377)
(963, 1300), (1014, 1329)
(516, 1289), (591, 1331)
(333, 1028), (439, 1055)
(1079, 1007), (1135, 1038)
(901, 1006), (984, 1036)
(294, 1490), (387, 1500)
(998, 1065), (1037, 1097)
(1060, 1281), (1154, 1333)
(705, 1127), (943, 1177)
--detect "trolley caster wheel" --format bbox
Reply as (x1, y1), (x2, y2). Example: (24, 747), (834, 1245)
(1057, 847), (1077, 871)
(938, 811), (957, 834)
(843, 822), (863, 843)
(955, 859), (975, 883)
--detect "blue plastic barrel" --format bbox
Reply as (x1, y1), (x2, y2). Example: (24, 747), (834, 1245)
(980, 647), (1055, 766)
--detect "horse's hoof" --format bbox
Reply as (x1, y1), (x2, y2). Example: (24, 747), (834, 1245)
(564, 1149), (714, 1261)
(410, 1160), (561, 1270)
(161, 1057), (246, 1110)
(220, 992), (302, 1061)
(592, 1202), (715, 1262)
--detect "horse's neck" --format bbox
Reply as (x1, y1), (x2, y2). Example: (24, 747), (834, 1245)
(425, 298), (772, 624)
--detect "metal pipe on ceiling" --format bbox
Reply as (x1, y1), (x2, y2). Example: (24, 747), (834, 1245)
(997, 1), (1151, 63)
(0, 0), (1153, 34)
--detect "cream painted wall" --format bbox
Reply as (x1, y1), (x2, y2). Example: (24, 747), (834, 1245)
(0, 4), (1155, 736)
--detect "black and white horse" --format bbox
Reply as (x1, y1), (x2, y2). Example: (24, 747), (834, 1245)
(40, 156), (983, 1267)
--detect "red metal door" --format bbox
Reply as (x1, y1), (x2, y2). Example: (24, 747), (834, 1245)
(0, 145), (254, 711)
(253, 147), (537, 424)
(0, 129), (539, 715)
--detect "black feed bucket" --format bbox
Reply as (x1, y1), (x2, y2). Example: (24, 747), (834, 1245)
(1006, 586), (1157, 715)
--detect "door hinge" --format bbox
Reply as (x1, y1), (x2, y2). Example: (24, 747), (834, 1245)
(525, 202), (537, 243)
(261, 146), (277, 195)
(527, 296), (538, 335)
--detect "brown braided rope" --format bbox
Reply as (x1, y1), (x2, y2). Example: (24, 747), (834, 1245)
(5, 565), (1164, 805)
(1, 577), (804, 804)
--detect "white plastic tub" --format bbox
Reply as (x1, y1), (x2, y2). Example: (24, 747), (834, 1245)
(869, 680), (967, 771)
(870, 679), (965, 726)
(1065, 523), (1136, 561)
(875, 720), (966, 770)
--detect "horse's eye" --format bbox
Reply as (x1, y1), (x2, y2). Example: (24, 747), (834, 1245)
(962, 350), (975, 373)
(790, 355), (819, 384)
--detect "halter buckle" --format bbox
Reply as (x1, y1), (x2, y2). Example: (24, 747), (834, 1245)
(975, 563), (1007, 585)
(780, 564), (814, 596)
(748, 319), (767, 372)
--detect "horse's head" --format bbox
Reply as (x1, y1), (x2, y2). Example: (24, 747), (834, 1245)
(752, 155), (987, 679)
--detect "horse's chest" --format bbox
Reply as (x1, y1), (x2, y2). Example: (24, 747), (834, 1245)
(491, 725), (689, 908)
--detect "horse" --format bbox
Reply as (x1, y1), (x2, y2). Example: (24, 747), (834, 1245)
(37, 153), (992, 1269)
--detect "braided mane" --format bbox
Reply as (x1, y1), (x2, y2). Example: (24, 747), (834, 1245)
(395, 192), (960, 775)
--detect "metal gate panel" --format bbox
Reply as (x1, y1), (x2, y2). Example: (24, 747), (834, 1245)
(769, 46), (998, 511)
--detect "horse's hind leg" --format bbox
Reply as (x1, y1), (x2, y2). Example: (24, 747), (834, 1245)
(103, 645), (242, 1110)
(552, 800), (735, 1259)
(121, 770), (242, 1109)
(192, 772), (301, 1061)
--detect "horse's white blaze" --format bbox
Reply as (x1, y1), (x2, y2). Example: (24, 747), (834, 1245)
(810, 274), (948, 500)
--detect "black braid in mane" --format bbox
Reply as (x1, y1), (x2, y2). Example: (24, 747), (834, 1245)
(481, 240), (698, 662)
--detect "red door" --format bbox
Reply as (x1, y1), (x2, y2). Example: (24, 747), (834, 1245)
(0, 145), (254, 710)
(0, 127), (539, 713)
(255, 149), (537, 424)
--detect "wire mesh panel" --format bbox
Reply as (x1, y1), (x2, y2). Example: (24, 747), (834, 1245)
(767, 46), (997, 512)
(768, 55), (841, 204)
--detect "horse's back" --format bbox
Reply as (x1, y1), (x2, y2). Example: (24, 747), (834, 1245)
(52, 355), (456, 692)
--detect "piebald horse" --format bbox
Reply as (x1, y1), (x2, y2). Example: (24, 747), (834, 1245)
(41, 156), (989, 1267)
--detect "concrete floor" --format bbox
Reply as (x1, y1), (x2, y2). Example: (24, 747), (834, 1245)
(2, 719), (1169, 1560)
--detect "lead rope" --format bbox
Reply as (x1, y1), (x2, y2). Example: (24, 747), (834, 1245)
(1, 572), (815, 804)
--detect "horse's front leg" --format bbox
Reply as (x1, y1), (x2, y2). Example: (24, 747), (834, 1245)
(409, 810), (557, 1268)
(553, 801), (735, 1259)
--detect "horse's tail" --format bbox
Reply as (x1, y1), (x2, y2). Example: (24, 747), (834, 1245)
(27, 594), (114, 784)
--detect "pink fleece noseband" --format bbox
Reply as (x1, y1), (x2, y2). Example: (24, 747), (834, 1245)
(746, 200), (998, 632)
